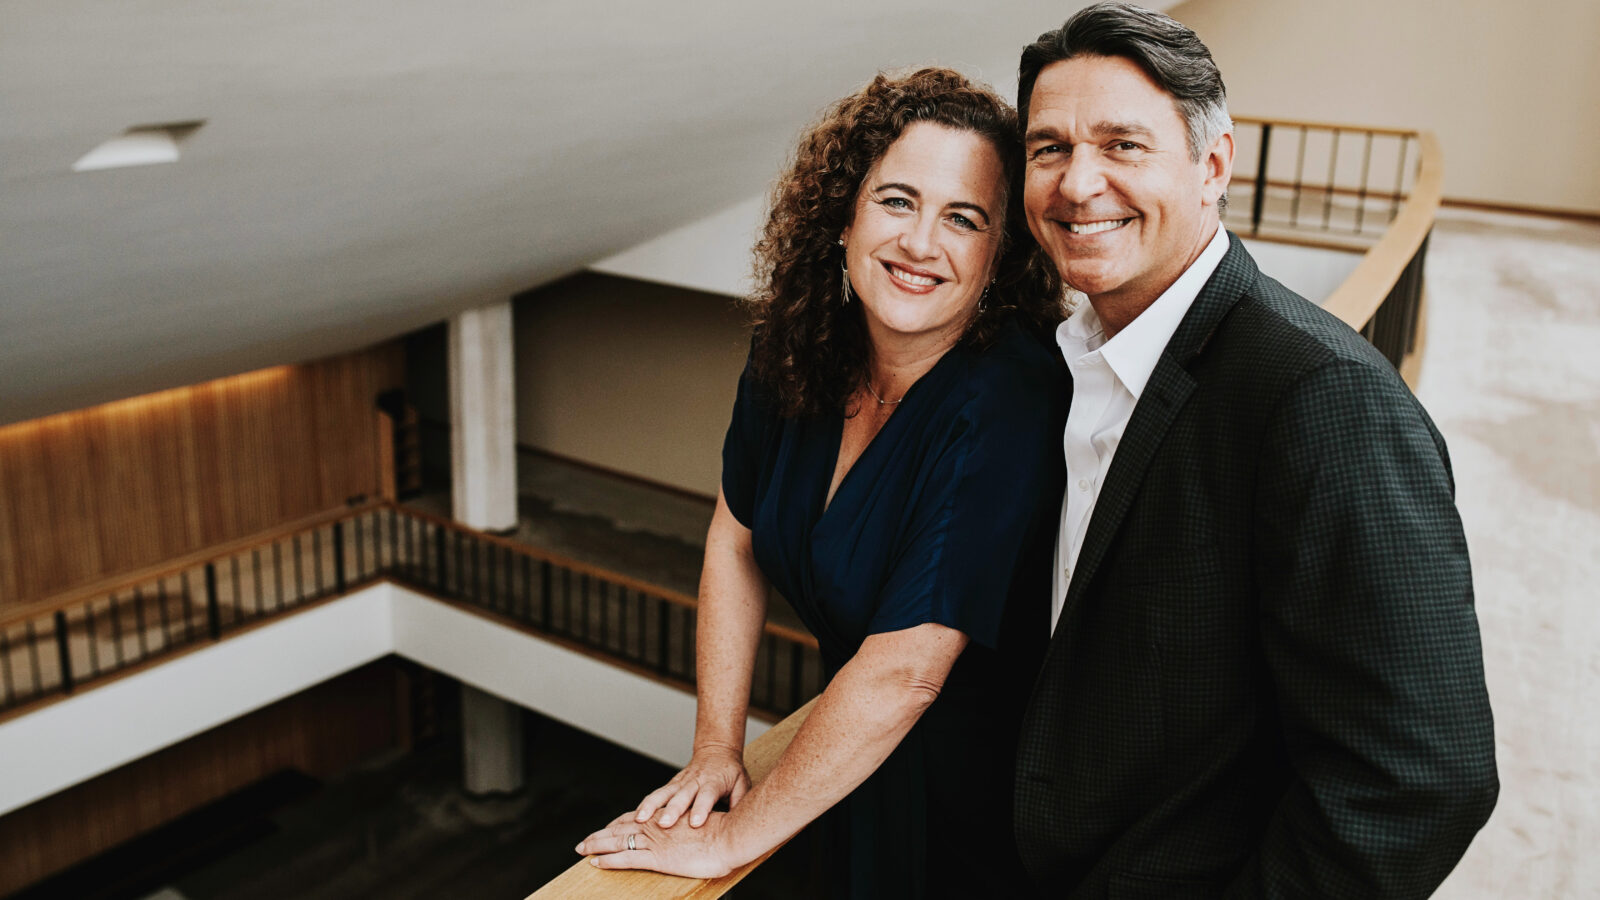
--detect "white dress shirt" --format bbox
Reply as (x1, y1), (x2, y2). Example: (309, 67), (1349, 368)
(1051, 225), (1230, 632)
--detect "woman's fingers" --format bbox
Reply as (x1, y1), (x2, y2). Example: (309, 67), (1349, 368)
(589, 849), (653, 870)
(654, 782), (700, 828)
(687, 784), (722, 827)
(575, 821), (649, 856)
(634, 782), (678, 823)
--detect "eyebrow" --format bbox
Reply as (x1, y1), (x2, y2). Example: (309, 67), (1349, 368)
(872, 182), (992, 225)
(1024, 120), (1157, 144)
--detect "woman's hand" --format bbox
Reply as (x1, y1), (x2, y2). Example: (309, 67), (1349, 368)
(576, 809), (742, 878)
(632, 745), (751, 828)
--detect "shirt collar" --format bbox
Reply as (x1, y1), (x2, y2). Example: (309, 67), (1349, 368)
(1056, 224), (1229, 400)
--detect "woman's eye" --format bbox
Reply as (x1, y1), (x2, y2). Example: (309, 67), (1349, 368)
(879, 196), (912, 211)
(948, 213), (977, 231)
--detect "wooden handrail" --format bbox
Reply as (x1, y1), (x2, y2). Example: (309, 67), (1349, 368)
(1322, 131), (1442, 330)
(0, 502), (382, 631)
(528, 698), (817, 899)
(1231, 114), (1419, 138)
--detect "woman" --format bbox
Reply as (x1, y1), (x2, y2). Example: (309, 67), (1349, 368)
(577, 67), (1067, 897)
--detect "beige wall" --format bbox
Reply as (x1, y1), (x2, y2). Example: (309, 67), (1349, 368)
(1167, 0), (1600, 214)
(514, 274), (750, 497)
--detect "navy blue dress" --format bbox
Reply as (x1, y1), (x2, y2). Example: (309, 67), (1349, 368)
(722, 318), (1068, 899)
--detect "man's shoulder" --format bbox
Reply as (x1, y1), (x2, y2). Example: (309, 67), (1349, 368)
(1212, 246), (1398, 385)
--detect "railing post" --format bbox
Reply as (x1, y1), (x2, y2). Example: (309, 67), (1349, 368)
(204, 562), (222, 639)
(53, 611), (74, 694)
(435, 524), (448, 590)
(333, 521), (348, 592)
(1252, 122), (1272, 235)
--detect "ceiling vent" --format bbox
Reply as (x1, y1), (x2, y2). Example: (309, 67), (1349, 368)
(72, 120), (206, 172)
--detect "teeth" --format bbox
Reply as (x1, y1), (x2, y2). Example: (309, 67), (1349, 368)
(1066, 219), (1129, 235)
(888, 266), (939, 287)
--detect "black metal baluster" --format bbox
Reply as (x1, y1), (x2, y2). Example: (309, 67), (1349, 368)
(156, 577), (173, 649)
(599, 582), (611, 650)
(1250, 122), (1271, 235)
(580, 574), (591, 644)
(520, 554), (533, 622)
(204, 562), (222, 640)
(540, 561), (553, 628)
(387, 507), (399, 573)
(1290, 125), (1308, 227)
(109, 590), (127, 666)
(0, 627), (15, 707)
(132, 585), (149, 657)
(293, 533), (305, 604)
(54, 611), (74, 694)
(434, 523), (448, 591)
(230, 555), (242, 624)
(84, 601), (101, 676)
(354, 513), (366, 580)
(312, 528), (325, 595)
(562, 569), (574, 635)
(333, 521), (348, 593)
(1390, 136), (1410, 222)
(272, 541), (285, 612)
(455, 531), (465, 598)
(1322, 128), (1341, 229)
(181, 578), (197, 643)
(1355, 131), (1374, 232)
(252, 548), (265, 617)
(656, 598), (670, 676)
(25, 621), (44, 697)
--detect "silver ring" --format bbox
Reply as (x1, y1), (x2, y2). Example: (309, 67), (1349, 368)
(626, 833), (637, 851)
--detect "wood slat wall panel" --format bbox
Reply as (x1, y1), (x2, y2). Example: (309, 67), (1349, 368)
(0, 344), (403, 608)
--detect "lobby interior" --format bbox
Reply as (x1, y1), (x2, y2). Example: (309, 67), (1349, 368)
(2, 1), (1596, 898)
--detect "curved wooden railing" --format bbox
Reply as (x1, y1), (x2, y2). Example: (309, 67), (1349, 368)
(1226, 116), (1442, 378)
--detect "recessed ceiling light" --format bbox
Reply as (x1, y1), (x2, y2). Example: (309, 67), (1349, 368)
(73, 120), (205, 173)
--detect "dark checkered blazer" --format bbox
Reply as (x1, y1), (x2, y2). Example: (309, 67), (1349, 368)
(1013, 233), (1498, 899)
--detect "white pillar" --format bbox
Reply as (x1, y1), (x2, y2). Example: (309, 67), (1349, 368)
(460, 684), (526, 795)
(447, 301), (518, 532)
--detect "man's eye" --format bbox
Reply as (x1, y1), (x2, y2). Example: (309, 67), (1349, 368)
(1113, 141), (1141, 152)
(1031, 144), (1064, 160)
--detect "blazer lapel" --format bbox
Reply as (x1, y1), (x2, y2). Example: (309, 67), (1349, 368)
(1055, 232), (1260, 632)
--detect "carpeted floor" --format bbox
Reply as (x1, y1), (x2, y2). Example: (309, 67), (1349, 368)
(1418, 208), (1600, 899)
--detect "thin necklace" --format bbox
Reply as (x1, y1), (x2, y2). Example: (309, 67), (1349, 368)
(865, 380), (903, 406)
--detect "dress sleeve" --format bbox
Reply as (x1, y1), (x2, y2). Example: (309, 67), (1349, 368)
(719, 359), (775, 529)
(866, 361), (1063, 650)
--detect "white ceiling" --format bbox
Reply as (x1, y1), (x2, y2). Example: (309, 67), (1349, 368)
(0, 0), (1173, 424)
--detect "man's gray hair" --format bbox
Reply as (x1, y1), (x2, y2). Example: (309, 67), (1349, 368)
(1018, 2), (1232, 162)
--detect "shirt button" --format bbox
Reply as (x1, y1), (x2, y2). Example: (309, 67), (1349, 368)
(1077, 478), (1091, 491)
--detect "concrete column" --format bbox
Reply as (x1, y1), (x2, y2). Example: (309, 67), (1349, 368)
(461, 684), (526, 795)
(447, 301), (518, 532)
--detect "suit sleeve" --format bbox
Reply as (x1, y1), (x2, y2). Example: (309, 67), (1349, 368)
(1227, 358), (1498, 899)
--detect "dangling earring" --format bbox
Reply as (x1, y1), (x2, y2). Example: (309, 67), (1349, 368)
(839, 238), (853, 305)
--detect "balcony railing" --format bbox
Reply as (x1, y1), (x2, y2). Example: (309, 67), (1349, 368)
(0, 503), (823, 724)
(1226, 117), (1442, 375)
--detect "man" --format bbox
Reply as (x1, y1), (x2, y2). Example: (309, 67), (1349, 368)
(1011, 4), (1498, 897)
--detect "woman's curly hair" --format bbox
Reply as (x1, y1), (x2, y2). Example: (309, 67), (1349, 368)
(747, 66), (1064, 418)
